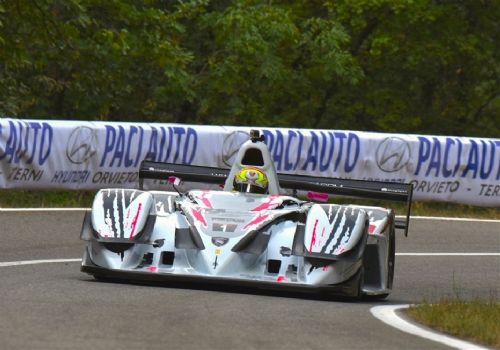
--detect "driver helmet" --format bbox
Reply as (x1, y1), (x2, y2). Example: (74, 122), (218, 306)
(234, 167), (268, 194)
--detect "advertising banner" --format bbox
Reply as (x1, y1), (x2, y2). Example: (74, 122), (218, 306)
(0, 118), (498, 206)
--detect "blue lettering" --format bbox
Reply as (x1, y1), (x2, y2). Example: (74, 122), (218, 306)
(134, 126), (144, 167)
(442, 138), (454, 178)
(262, 129), (274, 150)
(345, 133), (360, 173)
(272, 130), (284, 170)
(13, 121), (26, 163)
(110, 126), (125, 167)
(146, 127), (158, 161)
(182, 128), (197, 164)
(172, 127), (186, 163)
(39, 122), (52, 165)
(301, 132), (319, 171)
(415, 137), (431, 176)
(124, 126), (137, 167)
(100, 125), (116, 167)
(0, 121), (51, 165)
(157, 127), (166, 161)
(425, 137), (441, 177)
(0, 121), (17, 162)
(284, 131), (296, 171)
(461, 140), (479, 178)
(21, 123), (31, 162)
(333, 132), (346, 172)
(26, 122), (42, 164)
(162, 127), (173, 162)
(319, 132), (334, 172)
(496, 141), (500, 180)
(479, 140), (495, 180)
(294, 131), (304, 170)
(452, 138), (463, 177)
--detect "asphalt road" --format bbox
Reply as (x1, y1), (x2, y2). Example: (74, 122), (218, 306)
(0, 210), (498, 350)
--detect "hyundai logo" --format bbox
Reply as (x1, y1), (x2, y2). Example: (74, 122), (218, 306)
(376, 137), (411, 172)
(66, 126), (97, 164)
(219, 130), (249, 167)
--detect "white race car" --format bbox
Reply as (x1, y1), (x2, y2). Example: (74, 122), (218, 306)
(81, 130), (412, 299)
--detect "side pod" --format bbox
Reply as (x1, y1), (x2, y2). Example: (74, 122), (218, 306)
(293, 204), (368, 262)
(84, 189), (156, 243)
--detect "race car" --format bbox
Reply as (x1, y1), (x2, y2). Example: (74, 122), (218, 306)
(80, 130), (412, 298)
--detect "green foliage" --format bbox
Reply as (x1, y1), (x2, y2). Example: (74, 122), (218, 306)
(0, 0), (498, 136)
(0, 189), (95, 208)
(0, 0), (193, 121)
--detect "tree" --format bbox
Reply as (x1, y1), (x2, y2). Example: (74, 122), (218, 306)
(1, 0), (498, 137)
(324, 0), (500, 136)
(0, 0), (193, 120)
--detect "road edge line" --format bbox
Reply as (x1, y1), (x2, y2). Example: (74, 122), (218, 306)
(0, 208), (89, 212)
(0, 258), (82, 267)
(370, 304), (489, 350)
(400, 216), (500, 223)
(396, 253), (500, 256)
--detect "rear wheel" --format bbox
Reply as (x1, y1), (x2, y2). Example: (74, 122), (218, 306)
(354, 266), (365, 300)
(386, 226), (396, 289)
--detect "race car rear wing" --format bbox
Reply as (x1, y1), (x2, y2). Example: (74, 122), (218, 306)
(139, 161), (413, 236)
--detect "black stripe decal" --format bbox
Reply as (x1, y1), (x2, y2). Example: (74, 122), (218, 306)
(319, 207), (358, 255)
(101, 189), (140, 239)
(102, 190), (117, 238)
(118, 190), (125, 238)
(318, 206), (343, 253)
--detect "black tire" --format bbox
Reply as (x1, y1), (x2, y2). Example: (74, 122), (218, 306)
(387, 226), (396, 289)
(354, 266), (365, 300)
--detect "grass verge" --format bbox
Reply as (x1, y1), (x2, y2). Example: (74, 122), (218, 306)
(407, 298), (500, 349)
(0, 189), (96, 208)
(0, 189), (499, 218)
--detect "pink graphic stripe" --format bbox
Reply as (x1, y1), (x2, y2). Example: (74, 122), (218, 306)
(308, 219), (319, 251)
(198, 191), (213, 209)
(129, 203), (142, 239)
(191, 208), (208, 227)
(251, 195), (280, 212)
(243, 214), (270, 230)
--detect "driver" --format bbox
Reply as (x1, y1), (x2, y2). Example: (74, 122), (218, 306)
(233, 167), (268, 194)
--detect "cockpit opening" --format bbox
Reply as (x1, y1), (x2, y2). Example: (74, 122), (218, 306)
(241, 148), (264, 166)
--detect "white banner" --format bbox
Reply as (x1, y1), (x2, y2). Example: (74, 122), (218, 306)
(0, 118), (499, 206)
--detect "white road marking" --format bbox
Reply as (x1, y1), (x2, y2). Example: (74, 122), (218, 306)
(370, 304), (489, 350)
(397, 253), (500, 256)
(0, 258), (81, 267)
(397, 215), (500, 223)
(0, 208), (89, 212)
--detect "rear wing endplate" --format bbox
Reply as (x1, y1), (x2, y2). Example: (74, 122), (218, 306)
(139, 161), (413, 236)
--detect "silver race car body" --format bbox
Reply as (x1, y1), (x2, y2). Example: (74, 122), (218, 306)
(81, 131), (412, 298)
